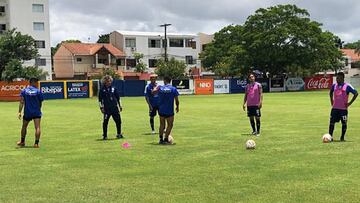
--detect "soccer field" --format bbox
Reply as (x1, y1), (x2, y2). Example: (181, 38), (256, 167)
(1, 91), (359, 203)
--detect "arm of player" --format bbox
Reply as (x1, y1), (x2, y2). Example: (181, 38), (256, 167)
(348, 91), (358, 107)
(18, 96), (24, 120)
(98, 90), (105, 113)
(145, 96), (153, 111)
(259, 85), (263, 109)
(243, 89), (247, 111)
(175, 96), (179, 113)
(329, 86), (334, 106)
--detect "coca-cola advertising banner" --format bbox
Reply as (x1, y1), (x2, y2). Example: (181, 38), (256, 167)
(0, 81), (30, 101)
(304, 76), (333, 90)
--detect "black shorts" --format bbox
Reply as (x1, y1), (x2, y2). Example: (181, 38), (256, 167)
(23, 116), (41, 121)
(159, 113), (174, 118)
(330, 109), (348, 123)
(247, 106), (261, 117)
(149, 106), (159, 117)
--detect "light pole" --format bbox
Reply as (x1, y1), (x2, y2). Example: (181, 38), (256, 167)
(159, 23), (171, 62)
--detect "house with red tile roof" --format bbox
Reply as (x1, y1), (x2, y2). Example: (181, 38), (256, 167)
(53, 43), (126, 79)
(341, 49), (360, 76)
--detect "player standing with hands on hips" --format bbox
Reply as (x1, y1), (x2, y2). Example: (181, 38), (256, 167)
(328, 72), (358, 142)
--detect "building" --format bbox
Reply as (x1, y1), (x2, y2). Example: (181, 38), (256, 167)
(109, 30), (202, 75)
(53, 43), (125, 79)
(0, 0), (51, 80)
(341, 49), (360, 77)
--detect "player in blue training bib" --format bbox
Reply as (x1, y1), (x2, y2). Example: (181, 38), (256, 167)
(144, 74), (159, 134)
(153, 76), (180, 144)
(17, 78), (44, 148)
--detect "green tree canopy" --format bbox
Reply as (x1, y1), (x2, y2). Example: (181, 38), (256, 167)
(155, 58), (186, 79)
(97, 34), (110, 43)
(0, 29), (47, 81)
(344, 40), (360, 49)
(201, 4), (344, 77)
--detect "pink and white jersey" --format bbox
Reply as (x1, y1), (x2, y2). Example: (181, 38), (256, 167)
(246, 82), (262, 107)
(332, 83), (349, 110)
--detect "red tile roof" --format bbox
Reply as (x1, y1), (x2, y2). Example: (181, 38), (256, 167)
(62, 43), (125, 58)
(341, 49), (360, 62)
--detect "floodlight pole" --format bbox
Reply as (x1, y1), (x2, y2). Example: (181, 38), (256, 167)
(159, 23), (171, 62)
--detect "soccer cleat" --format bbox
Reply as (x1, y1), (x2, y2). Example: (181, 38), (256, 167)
(251, 131), (257, 135)
(17, 141), (25, 147)
(256, 132), (261, 137)
(33, 144), (39, 148)
(151, 130), (155, 135)
(102, 136), (108, 140)
(159, 139), (165, 145)
(116, 134), (124, 139)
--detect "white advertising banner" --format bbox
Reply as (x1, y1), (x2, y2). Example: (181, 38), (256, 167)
(214, 80), (230, 94)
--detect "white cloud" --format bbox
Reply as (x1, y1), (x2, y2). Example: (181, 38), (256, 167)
(49, 0), (360, 46)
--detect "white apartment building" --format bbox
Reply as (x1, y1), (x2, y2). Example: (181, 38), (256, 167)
(110, 30), (201, 73)
(0, 0), (51, 80)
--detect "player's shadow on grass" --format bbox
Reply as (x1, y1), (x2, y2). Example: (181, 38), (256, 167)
(332, 140), (353, 143)
(95, 138), (120, 141)
(142, 133), (158, 135)
(16, 146), (38, 149)
(147, 142), (176, 146)
(241, 133), (255, 136)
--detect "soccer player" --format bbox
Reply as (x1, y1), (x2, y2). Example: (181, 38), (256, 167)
(243, 73), (263, 136)
(329, 72), (358, 141)
(98, 75), (124, 140)
(153, 76), (179, 144)
(17, 78), (44, 148)
(144, 74), (159, 134)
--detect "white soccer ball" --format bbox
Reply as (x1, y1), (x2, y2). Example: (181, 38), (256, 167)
(168, 135), (174, 144)
(322, 134), (332, 143)
(245, 139), (256, 149)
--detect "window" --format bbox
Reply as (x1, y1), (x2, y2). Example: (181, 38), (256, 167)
(148, 39), (161, 48)
(32, 4), (44, 12)
(125, 38), (136, 47)
(33, 22), (44, 31)
(185, 56), (194, 64)
(34, 40), (45, 48)
(0, 24), (5, 33)
(126, 59), (136, 67)
(35, 58), (46, 66)
(169, 38), (184, 47)
(76, 58), (82, 63)
(185, 39), (196, 49)
(148, 59), (158, 67)
(0, 6), (5, 13)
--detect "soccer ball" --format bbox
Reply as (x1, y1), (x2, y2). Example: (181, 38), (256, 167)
(245, 139), (256, 149)
(322, 134), (332, 143)
(168, 135), (174, 144)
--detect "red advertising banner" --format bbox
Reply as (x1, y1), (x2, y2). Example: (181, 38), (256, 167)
(194, 79), (214, 95)
(304, 76), (333, 90)
(0, 81), (30, 101)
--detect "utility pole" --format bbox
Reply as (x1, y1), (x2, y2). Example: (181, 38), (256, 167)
(159, 23), (171, 62)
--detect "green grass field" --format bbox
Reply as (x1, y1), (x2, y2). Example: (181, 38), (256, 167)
(1, 91), (359, 203)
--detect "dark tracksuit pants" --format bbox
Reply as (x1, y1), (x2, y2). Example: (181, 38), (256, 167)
(103, 110), (121, 137)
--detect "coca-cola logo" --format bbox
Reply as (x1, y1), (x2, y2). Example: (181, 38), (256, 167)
(306, 78), (330, 89)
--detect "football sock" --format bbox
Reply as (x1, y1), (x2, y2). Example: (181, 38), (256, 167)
(341, 123), (347, 140)
(150, 117), (155, 131)
(21, 137), (25, 143)
(250, 119), (256, 132)
(328, 123), (335, 136)
(256, 120), (260, 133)
(35, 140), (39, 144)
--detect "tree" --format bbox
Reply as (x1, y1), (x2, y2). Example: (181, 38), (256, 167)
(155, 58), (186, 79)
(97, 34), (110, 43)
(133, 52), (147, 73)
(242, 4), (344, 76)
(344, 40), (360, 49)
(200, 25), (247, 76)
(0, 29), (47, 81)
